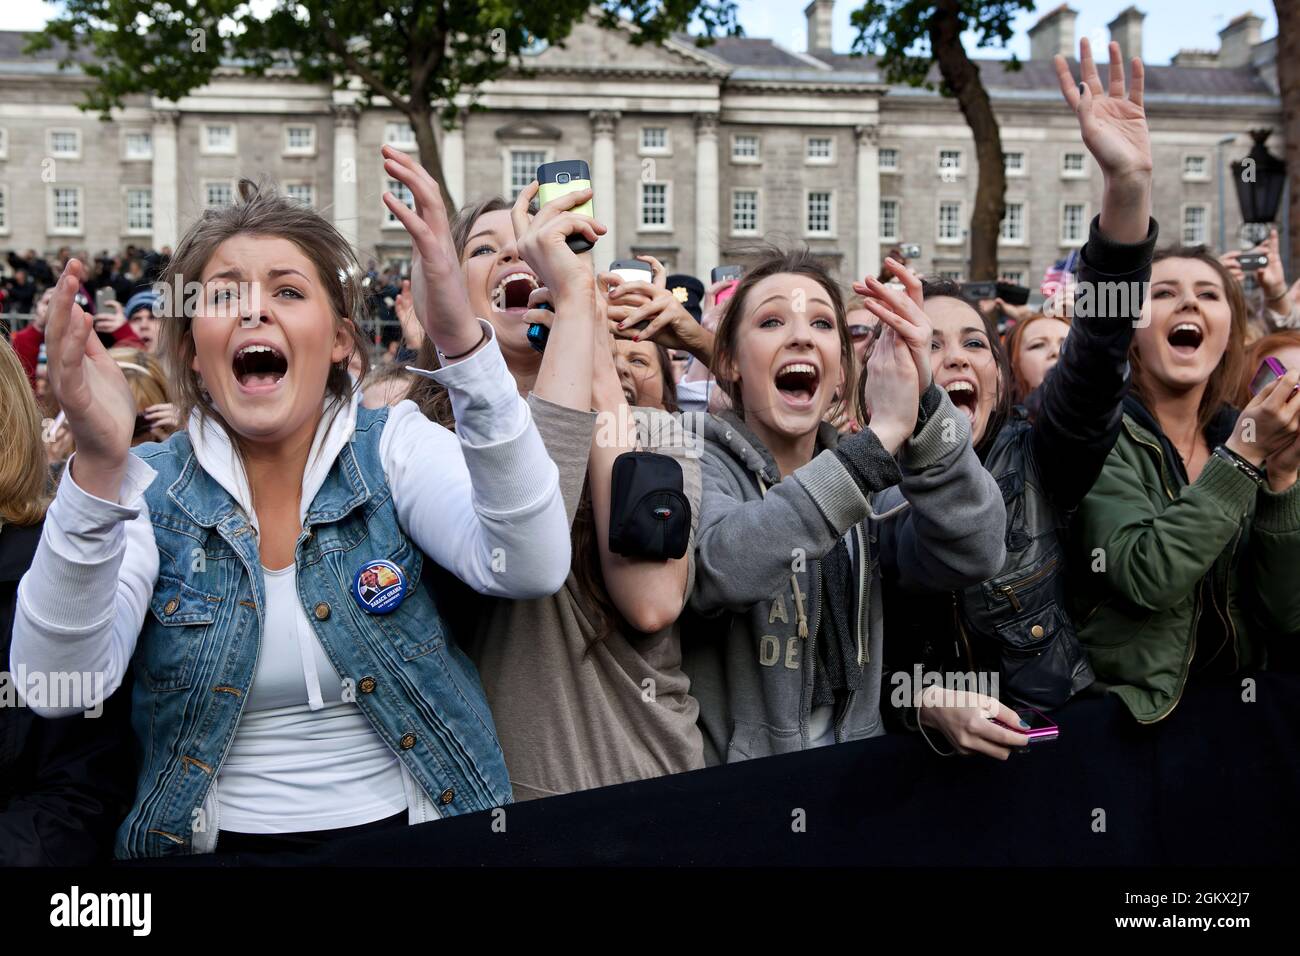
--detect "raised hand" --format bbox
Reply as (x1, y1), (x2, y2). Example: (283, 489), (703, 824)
(1054, 38), (1151, 244)
(45, 259), (136, 500)
(853, 257), (933, 397)
(863, 322), (920, 455)
(92, 299), (128, 335)
(381, 145), (481, 359)
(394, 278), (423, 350)
(511, 180), (605, 303)
(1227, 369), (1300, 470)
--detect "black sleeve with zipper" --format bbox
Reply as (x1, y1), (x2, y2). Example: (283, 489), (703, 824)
(1029, 215), (1159, 515)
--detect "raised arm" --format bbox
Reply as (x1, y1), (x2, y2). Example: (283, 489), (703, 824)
(1033, 39), (1158, 512)
(11, 259), (158, 717)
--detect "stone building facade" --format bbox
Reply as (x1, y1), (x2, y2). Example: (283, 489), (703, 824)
(0, 3), (1285, 293)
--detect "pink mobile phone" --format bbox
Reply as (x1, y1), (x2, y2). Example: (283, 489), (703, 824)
(992, 706), (1059, 743)
(1250, 356), (1287, 396)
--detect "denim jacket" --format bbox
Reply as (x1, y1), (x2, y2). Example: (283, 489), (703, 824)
(118, 406), (511, 857)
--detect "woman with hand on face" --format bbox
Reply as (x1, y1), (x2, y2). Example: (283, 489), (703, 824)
(684, 246), (1013, 765)
(408, 187), (706, 801)
(9, 150), (570, 858)
(1068, 243), (1300, 723)
(872, 40), (1160, 739)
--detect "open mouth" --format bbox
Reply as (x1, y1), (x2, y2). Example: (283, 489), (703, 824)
(232, 343), (288, 391)
(944, 380), (978, 424)
(492, 272), (539, 312)
(1166, 322), (1204, 356)
(774, 361), (820, 407)
(622, 384), (637, 405)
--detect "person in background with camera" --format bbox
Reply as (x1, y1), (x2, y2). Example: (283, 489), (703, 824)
(0, 336), (136, 865)
(10, 285), (142, 391)
(1220, 228), (1299, 338)
(407, 180), (705, 800)
(874, 39), (1158, 732)
(683, 244), (1015, 763)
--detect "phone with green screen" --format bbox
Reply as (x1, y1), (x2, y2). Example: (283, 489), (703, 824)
(536, 160), (595, 254)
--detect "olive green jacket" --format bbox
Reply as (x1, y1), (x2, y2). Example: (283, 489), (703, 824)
(1069, 411), (1300, 723)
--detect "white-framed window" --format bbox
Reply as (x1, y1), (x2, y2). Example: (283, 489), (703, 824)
(805, 135), (834, 164)
(1061, 151), (1087, 178)
(805, 189), (835, 237)
(878, 147), (899, 171)
(638, 181), (671, 231)
(999, 201), (1027, 244)
(124, 188), (152, 234)
(731, 188), (760, 236)
(937, 199), (964, 244)
(48, 128), (81, 159)
(937, 148), (963, 178)
(0, 128), (7, 160)
(1183, 153), (1210, 181)
(879, 198), (900, 242)
(0, 184), (9, 235)
(283, 124), (316, 156)
(201, 123), (236, 155)
(123, 129), (152, 161)
(285, 182), (315, 207)
(1060, 201), (1088, 244)
(383, 121), (416, 151)
(1003, 151), (1025, 176)
(1182, 203), (1209, 244)
(503, 148), (550, 201)
(47, 185), (83, 234)
(639, 126), (670, 155)
(1000, 270), (1026, 286)
(731, 134), (760, 163)
(384, 178), (414, 228)
(938, 269), (964, 282)
(204, 180), (235, 209)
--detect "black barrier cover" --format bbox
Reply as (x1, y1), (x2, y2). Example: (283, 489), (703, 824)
(130, 671), (1300, 868)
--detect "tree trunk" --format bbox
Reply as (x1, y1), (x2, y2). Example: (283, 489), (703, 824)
(410, 105), (456, 215)
(1275, 0), (1300, 280)
(929, 0), (1006, 281)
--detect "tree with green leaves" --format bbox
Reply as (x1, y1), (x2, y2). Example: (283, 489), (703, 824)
(30, 1), (740, 212)
(850, 0), (1035, 280)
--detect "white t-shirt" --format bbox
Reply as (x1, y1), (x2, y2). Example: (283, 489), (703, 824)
(215, 564), (407, 834)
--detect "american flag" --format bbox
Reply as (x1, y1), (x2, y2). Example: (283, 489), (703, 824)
(1041, 247), (1080, 297)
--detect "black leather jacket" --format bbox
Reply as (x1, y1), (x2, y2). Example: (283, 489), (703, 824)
(880, 215), (1159, 710)
(1, 519), (135, 865)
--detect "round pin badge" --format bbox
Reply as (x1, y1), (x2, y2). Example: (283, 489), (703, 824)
(351, 559), (408, 615)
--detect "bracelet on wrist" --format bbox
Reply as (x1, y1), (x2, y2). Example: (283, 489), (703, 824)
(436, 326), (488, 363)
(1214, 445), (1265, 486)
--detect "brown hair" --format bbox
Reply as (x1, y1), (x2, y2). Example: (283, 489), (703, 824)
(919, 277), (1013, 456)
(0, 336), (50, 525)
(711, 244), (859, 427)
(1132, 246), (1249, 433)
(409, 195), (518, 428)
(156, 178), (371, 443)
(1235, 329), (1300, 409)
(1006, 311), (1073, 404)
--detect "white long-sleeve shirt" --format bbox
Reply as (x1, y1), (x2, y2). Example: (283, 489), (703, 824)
(10, 322), (568, 834)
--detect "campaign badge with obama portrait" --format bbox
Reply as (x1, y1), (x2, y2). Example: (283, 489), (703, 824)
(351, 559), (408, 615)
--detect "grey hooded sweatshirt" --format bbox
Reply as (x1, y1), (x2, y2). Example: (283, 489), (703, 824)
(683, 386), (1007, 765)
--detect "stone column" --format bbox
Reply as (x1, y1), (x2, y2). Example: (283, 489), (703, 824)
(332, 104), (360, 248)
(150, 109), (180, 251)
(590, 110), (619, 262)
(695, 112), (720, 275)
(855, 124), (881, 281)
(442, 108), (467, 210)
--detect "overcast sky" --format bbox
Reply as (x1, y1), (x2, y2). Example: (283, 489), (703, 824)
(3, 1), (1282, 67)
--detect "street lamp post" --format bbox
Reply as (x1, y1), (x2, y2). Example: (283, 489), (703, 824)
(1231, 129), (1287, 248)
